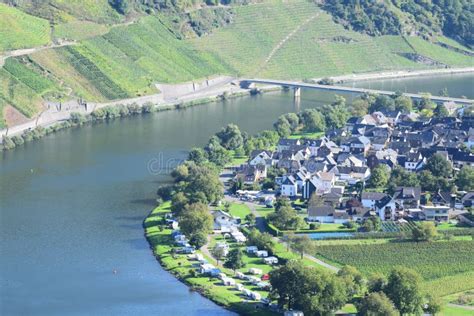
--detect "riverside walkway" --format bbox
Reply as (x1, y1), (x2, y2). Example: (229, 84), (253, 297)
(242, 78), (473, 105)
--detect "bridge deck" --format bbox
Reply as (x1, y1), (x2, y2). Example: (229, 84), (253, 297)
(243, 79), (473, 105)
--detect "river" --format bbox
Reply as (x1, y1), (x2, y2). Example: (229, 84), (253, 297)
(0, 74), (473, 315)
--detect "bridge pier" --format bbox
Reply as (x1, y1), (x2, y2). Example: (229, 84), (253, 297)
(294, 87), (301, 99)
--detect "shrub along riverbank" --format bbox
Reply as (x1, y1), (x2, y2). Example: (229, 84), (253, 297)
(0, 87), (262, 152)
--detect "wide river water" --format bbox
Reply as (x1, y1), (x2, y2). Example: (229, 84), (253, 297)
(1, 73), (473, 315)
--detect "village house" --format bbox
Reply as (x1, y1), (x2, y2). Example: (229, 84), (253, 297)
(302, 171), (336, 199)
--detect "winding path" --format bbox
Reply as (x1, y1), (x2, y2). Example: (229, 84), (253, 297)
(222, 195), (339, 272)
(254, 12), (320, 76)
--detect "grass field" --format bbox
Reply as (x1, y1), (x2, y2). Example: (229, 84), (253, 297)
(144, 202), (278, 316)
(53, 21), (110, 41)
(0, 3), (51, 52)
(227, 203), (252, 220)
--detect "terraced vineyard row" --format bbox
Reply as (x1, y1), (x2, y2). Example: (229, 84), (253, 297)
(0, 3), (51, 52)
(191, 0), (317, 76)
(316, 240), (474, 281)
(381, 221), (419, 233)
(0, 68), (43, 118)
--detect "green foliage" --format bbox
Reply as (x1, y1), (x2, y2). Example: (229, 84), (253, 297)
(411, 222), (438, 242)
(337, 265), (365, 296)
(425, 154), (452, 178)
(322, 0), (401, 36)
(268, 198), (304, 231)
(456, 166), (474, 191)
(224, 248), (245, 271)
(216, 124), (243, 151)
(287, 234), (316, 259)
(246, 228), (275, 254)
(384, 267), (423, 315)
(178, 202), (213, 243)
(189, 231), (208, 248)
(368, 165), (390, 188)
(322, 96), (350, 129)
(367, 273), (387, 293)
(109, 0), (129, 15)
(388, 166), (420, 192)
(360, 216), (382, 232)
(357, 292), (398, 316)
(269, 260), (348, 315)
(299, 109), (325, 133)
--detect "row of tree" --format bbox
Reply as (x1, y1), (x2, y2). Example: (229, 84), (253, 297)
(368, 153), (474, 193)
(270, 261), (440, 316)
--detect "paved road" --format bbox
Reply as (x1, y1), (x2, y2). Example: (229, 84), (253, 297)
(447, 303), (474, 311)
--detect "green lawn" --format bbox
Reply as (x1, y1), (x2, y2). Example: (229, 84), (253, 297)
(288, 131), (324, 139)
(145, 202), (277, 316)
(228, 203), (251, 220)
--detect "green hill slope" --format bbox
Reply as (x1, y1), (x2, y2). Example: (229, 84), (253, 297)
(0, 0), (473, 128)
(0, 3), (51, 52)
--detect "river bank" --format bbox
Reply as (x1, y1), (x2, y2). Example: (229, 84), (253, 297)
(315, 67), (474, 83)
(3, 66), (474, 141)
(0, 82), (280, 150)
(143, 202), (276, 316)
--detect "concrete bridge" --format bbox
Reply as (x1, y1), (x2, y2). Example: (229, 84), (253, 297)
(241, 79), (473, 106)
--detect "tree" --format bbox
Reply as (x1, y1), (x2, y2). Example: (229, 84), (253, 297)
(394, 95), (413, 113)
(456, 166), (474, 191)
(424, 295), (442, 315)
(109, 0), (129, 14)
(206, 136), (232, 166)
(274, 116), (292, 137)
(299, 109), (326, 132)
(189, 231), (208, 248)
(433, 103), (449, 118)
(224, 248), (245, 271)
(411, 222), (438, 242)
(369, 95), (395, 113)
(357, 292), (398, 316)
(367, 273), (387, 293)
(361, 216), (382, 232)
(368, 165), (390, 188)
(171, 192), (189, 217)
(247, 229), (275, 253)
(182, 162), (223, 203)
(337, 265), (365, 296)
(388, 166), (420, 192)
(351, 98), (369, 116)
(216, 124), (244, 150)
(188, 147), (208, 164)
(179, 203), (213, 239)
(288, 234), (316, 259)
(384, 267), (423, 315)
(268, 203), (304, 230)
(425, 154), (452, 178)
(211, 245), (227, 266)
(283, 113), (300, 131)
(323, 96), (350, 128)
(245, 213), (256, 225)
(270, 261), (348, 314)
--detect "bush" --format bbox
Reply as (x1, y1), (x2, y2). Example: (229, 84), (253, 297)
(309, 223), (321, 230)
